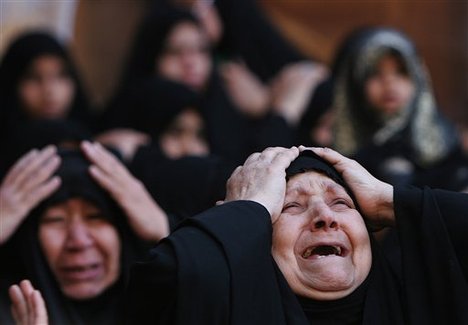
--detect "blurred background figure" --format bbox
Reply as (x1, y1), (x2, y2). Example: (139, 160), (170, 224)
(331, 27), (468, 191)
(0, 32), (95, 177)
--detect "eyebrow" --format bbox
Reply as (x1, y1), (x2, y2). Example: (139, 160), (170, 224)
(285, 179), (349, 199)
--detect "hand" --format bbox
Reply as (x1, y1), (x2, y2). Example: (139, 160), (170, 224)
(192, 0), (223, 45)
(220, 61), (270, 119)
(94, 128), (150, 162)
(225, 146), (300, 223)
(81, 141), (169, 241)
(270, 61), (328, 126)
(0, 146), (61, 245)
(304, 146), (395, 230)
(9, 280), (48, 325)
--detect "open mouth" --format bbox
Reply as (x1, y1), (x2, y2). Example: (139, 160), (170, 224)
(60, 263), (102, 281)
(302, 245), (346, 259)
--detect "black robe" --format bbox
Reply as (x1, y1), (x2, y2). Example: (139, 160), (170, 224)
(125, 187), (468, 324)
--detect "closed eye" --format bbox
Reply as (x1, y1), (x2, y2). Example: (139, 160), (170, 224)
(281, 202), (303, 213)
(41, 215), (65, 224)
(331, 199), (354, 210)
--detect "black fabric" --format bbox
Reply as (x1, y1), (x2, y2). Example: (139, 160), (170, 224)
(1, 119), (92, 179)
(214, 0), (305, 82)
(125, 151), (468, 324)
(286, 150), (347, 190)
(0, 150), (147, 325)
(297, 79), (333, 147)
(123, 77), (201, 139)
(130, 144), (235, 228)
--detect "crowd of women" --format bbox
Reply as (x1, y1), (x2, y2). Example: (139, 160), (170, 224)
(1, 0), (467, 324)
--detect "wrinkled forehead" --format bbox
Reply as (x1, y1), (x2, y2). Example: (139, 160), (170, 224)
(285, 171), (350, 198)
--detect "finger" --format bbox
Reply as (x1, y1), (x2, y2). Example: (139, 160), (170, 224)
(242, 152), (261, 166)
(25, 176), (61, 209)
(2, 149), (39, 186)
(29, 290), (48, 325)
(309, 147), (352, 166)
(20, 280), (35, 298)
(20, 155), (61, 194)
(12, 146), (57, 190)
(259, 146), (293, 163)
(89, 165), (119, 195)
(215, 200), (224, 206)
(9, 284), (28, 325)
(270, 146), (300, 169)
(82, 141), (129, 179)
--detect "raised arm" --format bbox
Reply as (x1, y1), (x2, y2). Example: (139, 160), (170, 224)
(81, 141), (169, 242)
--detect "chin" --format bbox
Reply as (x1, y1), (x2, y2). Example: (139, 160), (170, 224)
(62, 283), (106, 300)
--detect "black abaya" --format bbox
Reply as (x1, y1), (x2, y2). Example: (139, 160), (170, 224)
(125, 155), (468, 324)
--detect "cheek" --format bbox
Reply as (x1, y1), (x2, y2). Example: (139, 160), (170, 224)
(272, 218), (301, 260)
(19, 83), (41, 106)
(39, 226), (65, 267)
(56, 80), (75, 101)
(157, 57), (182, 79)
(400, 80), (415, 99)
(92, 227), (121, 274)
(364, 79), (382, 102)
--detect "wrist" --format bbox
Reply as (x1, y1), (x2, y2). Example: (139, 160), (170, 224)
(377, 183), (395, 227)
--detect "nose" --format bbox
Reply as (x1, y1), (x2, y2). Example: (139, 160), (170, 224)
(309, 202), (338, 231)
(64, 220), (94, 251)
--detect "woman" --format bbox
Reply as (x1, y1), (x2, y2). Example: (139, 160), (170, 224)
(127, 78), (234, 224)
(0, 32), (94, 176)
(104, 4), (309, 165)
(125, 146), (468, 324)
(1, 142), (168, 324)
(332, 27), (468, 190)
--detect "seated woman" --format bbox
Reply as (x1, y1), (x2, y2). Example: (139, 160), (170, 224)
(124, 146), (468, 324)
(0, 142), (168, 324)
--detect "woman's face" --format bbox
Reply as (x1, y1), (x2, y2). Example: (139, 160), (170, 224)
(159, 107), (209, 159)
(364, 54), (415, 117)
(156, 21), (212, 91)
(18, 54), (75, 119)
(39, 198), (120, 300)
(272, 171), (372, 301)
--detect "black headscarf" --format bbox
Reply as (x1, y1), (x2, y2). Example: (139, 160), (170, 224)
(131, 145), (235, 228)
(131, 77), (202, 140)
(1, 119), (92, 179)
(4, 150), (144, 325)
(119, 5), (201, 88)
(0, 31), (91, 125)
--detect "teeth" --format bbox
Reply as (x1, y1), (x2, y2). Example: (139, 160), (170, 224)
(302, 245), (343, 259)
(302, 248), (313, 258)
(335, 246), (342, 256)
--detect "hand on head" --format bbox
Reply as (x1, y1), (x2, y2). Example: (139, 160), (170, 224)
(301, 146), (395, 230)
(0, 146), (61, 244)
(224, 146), (300, 222)
(81, 141), (169, 241)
